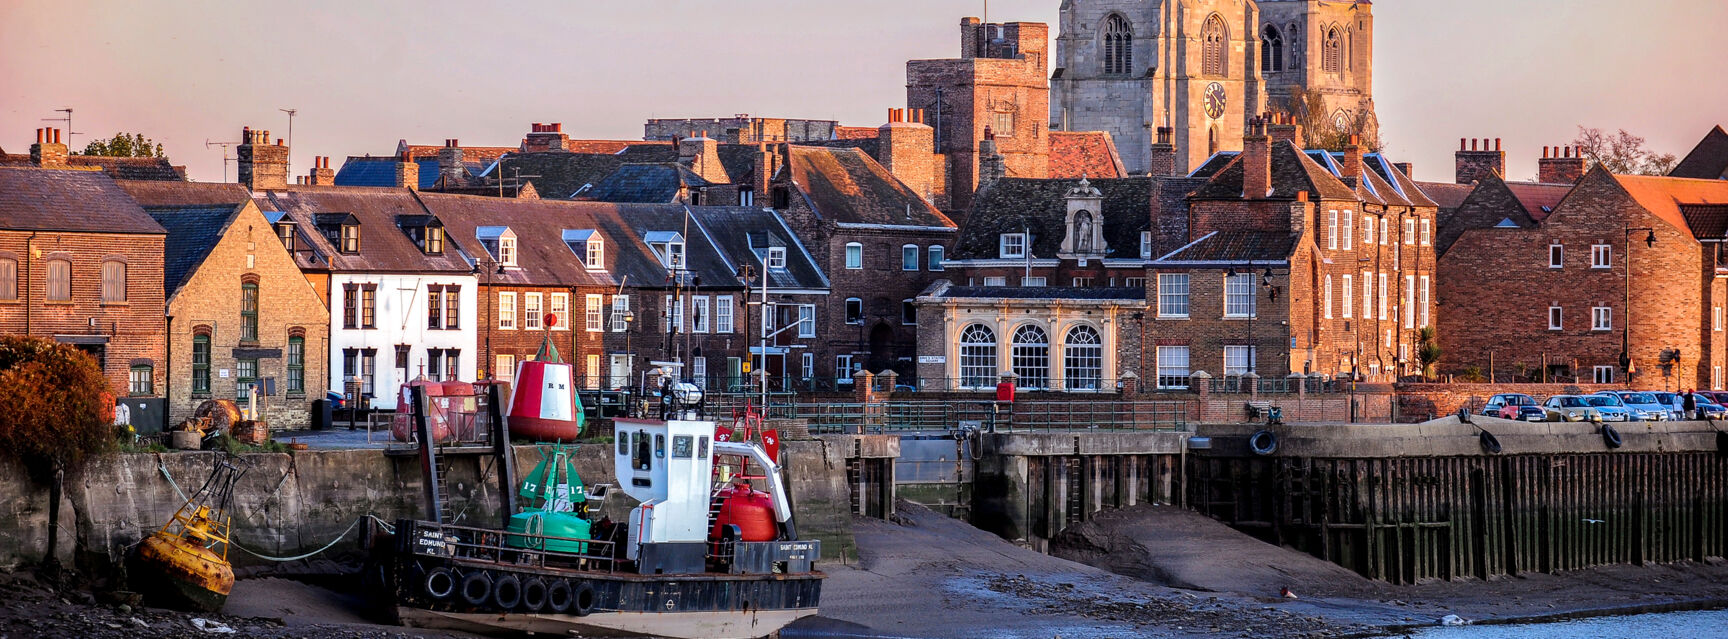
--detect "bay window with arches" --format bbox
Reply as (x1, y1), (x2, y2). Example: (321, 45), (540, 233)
(959, 324), (997, 389)
(1063, 325), (1103, 391)
(1011, 324), (1050, 390)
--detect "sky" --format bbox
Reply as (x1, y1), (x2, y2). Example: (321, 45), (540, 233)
(2, 0), (1724, 184)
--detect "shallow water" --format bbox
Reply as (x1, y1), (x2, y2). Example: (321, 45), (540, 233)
(1405, 608), (1728, 639)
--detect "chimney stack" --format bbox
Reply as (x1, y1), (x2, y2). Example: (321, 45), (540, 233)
(1342, 134), (1364, 178)
(678, 131), (726, 183)
(30, 127), (69, 168)
(525, 122), (570, 152)
(1268, 112), (1305, 149)
(437, 139), (465, 186)
(879, 108), (936, 201)
(1242, 118), (1272, 199)
(1147, 126), (1178, 176)
(1454, 137), (1505, 185)
(976, 126), (1007, 190)
(1393, 162), (1414, 179)
(396, 152), (421, 190)
(1538, 144), (1587, 184)
(306, 156), (336, 186)
(754, 143), (779, 203)
(237, 126), (289, 190)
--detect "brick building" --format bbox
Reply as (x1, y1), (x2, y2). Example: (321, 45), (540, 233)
(0, 152), (168, 404)
(148, 200), (329, 428)
(1438, 168), (1728, 389)
(1, 127), (186, 181)
(643, 117), (838, 144)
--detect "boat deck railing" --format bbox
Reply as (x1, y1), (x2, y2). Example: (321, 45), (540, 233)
(410, 520), (622, 574)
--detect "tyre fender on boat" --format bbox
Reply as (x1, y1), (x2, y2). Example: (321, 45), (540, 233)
(520, 577), (548, 612)
(423, 567), (456, 601)
(492, 573), (522, 610)
(571, 581), (596, 617)
(1248, 430), (1278, 456)
(545, 579), (573, 613)
(460, 571), (493, 607)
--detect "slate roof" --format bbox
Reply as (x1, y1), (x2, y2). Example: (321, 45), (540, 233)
(1189, 152), (1238, 178)
(936, 286), (1146, 301)
(0, 167), (166, 234)
(1415, 181), (1476, 211)
(686, 206), (827, 291)
(609, 204), (749, 291)
(804, 137), (881, 159)
(397, 143), (517, 166)
(585, 163), (712, 203)
(147, 204), (241, 296)
(1152, 230), (1297, 265)
(116, 180), (252, 208)
(334, 156), (441, 190)
(1190, 142), (1357, 201)
(257, 186), (475, 274)
(954, 177), (1154, 260)
(0, 154), (184, 181)
(1048, 131), (1126, 179)
(1670, 125), (1728, 180)
(414, 194), (621, 289)
(494, 144), (762, 200)
(784, 146), (953, 228)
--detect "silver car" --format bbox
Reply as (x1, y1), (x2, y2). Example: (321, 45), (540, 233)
(1594, 391), (1667, 421)
(1650, 392), (1686, 421)
(1544, 395), (1603, 422)
(1582, 395), (1632, 422)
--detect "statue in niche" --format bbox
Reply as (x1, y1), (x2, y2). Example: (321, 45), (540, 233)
(1075, 210), (1094, 254)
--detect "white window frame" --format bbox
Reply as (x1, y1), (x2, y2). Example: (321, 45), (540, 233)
(1380, 217), (1389, 245)
(901, 244), (919, 271)
(1549, 244), (1564, 268)
(1342, 274), (1354, 318)
(1549, 306), (1563, 331)
(1022, 276), (1047, 287)
(1591, 244), (1612, 269)
(927, 245), (945, 271)
(611, 295), (631, 332)
(1419, 218), (1431, 246)
(1361, 270), (1372, 320)
(1158, 273), (1190, 318)
(586, 354), (601, 390)
(498, 292), (517, 330)
(767, 247), (787, 270)
(1404, 275), (1416, 329)
(999, 233), (1027, 259)
(693, 295), (711, 333)
(983, 276), (1007, 287)
(1224, 273), (1256, 318)
(586, 240), (605, 270)
(716, 295), (734, 333)
(1156, 346), (1190, 389)
(495, 355), (515, 383)
(1363, 215), (1375, 245)
(664, 295), (684, 332)
(1323, 274), (1333, 319)
(1715, 365), (1723, 390)
(1341, 213), (1353, 250)
(1378, 272), (1388, 320)
(1139, 232), (1152, 259)
(1223, 345), (1255, 377)
(1592, 306), (1612, 331)
(797, 304), (816, 338)
(523, 293), (543, 330)
(1716, 306), (1723, 332)
(500, 236), (518, 266)
(1404, 218), (1416, 245)
(1327, 210), (1339, 250)
(1419, 276), (1430, 327)
(801, 353), (814, 379)
(550, 292), (571, 331)
(836, 354), (857, 383)
(585, 294), (604, 332)
(845, 242), (863, 269)
(1593, 366), (1616, 384)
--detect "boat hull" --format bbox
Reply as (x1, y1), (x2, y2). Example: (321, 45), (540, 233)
(128, 534), (234, 612)
(398, 605), (816, 639)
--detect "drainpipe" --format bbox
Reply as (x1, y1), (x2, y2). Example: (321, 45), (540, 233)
(24, 232), (35, 335)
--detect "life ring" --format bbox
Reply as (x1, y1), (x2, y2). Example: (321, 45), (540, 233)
(546, 580), (573, 613)
(1601, 424), (1624, 449)
(493, 573), (522, 610)
(1249, 430), (1278, 456)
(571, 581), (597, 617)
(460, 571), (493, 607)
(1478, 430), (1503, 455)
(423, 567), (456, 601)
(520, 577), (548, 612)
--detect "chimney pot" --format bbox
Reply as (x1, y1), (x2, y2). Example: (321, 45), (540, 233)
(1297, 190), (1309, 202)
(1495, 138), (1502, 151)
(53, 129), (60, 144)
(1459, 138), (1466, 151)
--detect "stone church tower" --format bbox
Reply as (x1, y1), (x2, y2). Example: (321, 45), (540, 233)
(1050, 0), (1376, 175)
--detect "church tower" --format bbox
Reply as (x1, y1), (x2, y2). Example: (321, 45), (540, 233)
(1050, 0), (1377, 175)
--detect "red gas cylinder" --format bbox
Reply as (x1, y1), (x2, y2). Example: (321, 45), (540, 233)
(710, 486), (777, 542)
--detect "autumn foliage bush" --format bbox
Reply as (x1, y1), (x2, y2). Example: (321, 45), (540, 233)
(0, 336), (114, 482)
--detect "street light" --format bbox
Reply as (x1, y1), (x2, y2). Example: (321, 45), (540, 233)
(1622, 226), (1657, 384)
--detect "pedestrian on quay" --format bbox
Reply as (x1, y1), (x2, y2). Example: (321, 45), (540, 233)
(1682, 389), (1698, 420)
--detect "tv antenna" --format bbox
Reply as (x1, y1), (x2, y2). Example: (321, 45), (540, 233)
(278, 108), (297, 176)
(42, 108), (83, 150)
(205, 138), (242, 183)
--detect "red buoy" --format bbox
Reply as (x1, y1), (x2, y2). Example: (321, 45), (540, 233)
(711, 486), (777, 542)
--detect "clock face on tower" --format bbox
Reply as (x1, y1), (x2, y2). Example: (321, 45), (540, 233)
(1203, 82), (1227, 120)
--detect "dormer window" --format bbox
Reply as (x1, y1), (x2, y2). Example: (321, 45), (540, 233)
(645, 231), (686, 270)
(767, 247), (787, 270)
(399, 216), (447, 255)
(277, 223), (295, 252)
(316, 213), (362, 254)
(477, 226), (518, 267)
(425, 226), (444, 254)
(563, 230), (605, 271)
(1000, 232), (1027, 259)
(340, 224), (359, 253)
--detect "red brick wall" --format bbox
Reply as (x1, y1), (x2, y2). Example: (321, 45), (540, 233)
(0, 230), (166, 398)
(1396, 382), (1621, 418)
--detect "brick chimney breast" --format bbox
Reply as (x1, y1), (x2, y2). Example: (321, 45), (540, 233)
(1538, 144), (1586, 184)
(237, 125), (289, 190)
(1147, 126), (1178, 177)
(878, 108), (936, 202)
(29, 127), (68, 168)
(1242, 118), (1272, 199)
(1454, 137), (1505, 185)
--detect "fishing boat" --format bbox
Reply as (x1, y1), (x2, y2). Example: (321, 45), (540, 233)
(129, 461), (244, 612)
(363, 372), (822, 639)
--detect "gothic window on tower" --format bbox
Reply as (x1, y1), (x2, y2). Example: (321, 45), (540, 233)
(1103, 14), (1133, 75)
(1201, 14), (1227, 77)
(1322, 28), (1342, 73)
(994, 111), (1015, 137)
(1261, 25), (1283, 73)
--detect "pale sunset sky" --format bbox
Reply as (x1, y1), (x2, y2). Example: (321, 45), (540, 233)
(2, 0), (1723, 184)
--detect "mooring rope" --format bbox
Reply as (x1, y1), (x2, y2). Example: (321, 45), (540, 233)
(157, 455), (397, 562)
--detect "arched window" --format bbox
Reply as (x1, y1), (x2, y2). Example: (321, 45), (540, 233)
(1261, 25), (1283, 72)
(101, 260), (127, 303)
(1201, 14), (1227, 77)
(927, 245), (945, 271)
(1324, 274), (1333, 319)
(1103, 14), (1133, 75)
(845, 242), (863, 269)
(46, 258), (71, 301)
(959, 324), (998, 389)
(240, 281), (259, 342)
(1208, 126), (1218, 157)
(1288, 23), (1301, 64)
(1322, 27), (1342, 73)
(1064, 325), (1103, 391)
(1011, 324), (1050, 390)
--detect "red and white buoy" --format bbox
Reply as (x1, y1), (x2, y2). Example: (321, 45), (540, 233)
(506, 313), (585, 441)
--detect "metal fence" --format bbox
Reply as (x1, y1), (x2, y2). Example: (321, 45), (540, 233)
(1207, 375), (1342, 395)
(792, 400), (1190, 434)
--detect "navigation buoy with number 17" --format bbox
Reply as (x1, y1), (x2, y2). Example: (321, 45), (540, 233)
(506, 312), (586, 441)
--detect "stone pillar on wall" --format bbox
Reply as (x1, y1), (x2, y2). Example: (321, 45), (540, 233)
(1291, 372), (1306, 400)
(1192, 371), (1211, 399)
(853, 369), (877, 434)
(1244, 372), (1259, 399)
(1119, 371), (1139, 399)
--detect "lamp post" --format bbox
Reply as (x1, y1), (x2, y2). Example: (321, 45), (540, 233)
(1622, 226), (1657, 385)
(473, 260), (504, 378)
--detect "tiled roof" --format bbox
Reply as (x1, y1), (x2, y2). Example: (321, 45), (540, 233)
(398, 144), (517, 165)
(1189, 152), (1238, 178)
(116, 180), (252, 208)
(1151, 230), (1297, 264)
(834, 126), (880, 140)
(1615, 173), (1728, 237)
(937, 285), (1147, 301)
(1190, 142), (1357, 201)
(1504, 182), (1572, 222)
(1669, 125), (1728, 180)
(0, 167), (165, 234)
(686, 207), (827, 290)
(561, 140), (669, 154)
(1681, 204), (1728, 239)
(1415, 181), (1476, 211)
(334, 156), (440, 189)
(785, 145), (953, 228)
(147, 204), (241, 296)
(954, 177), (1154, 260)
(258, 186), (475, 274)
(803, 137), (881, 159)
(1048, 131), (1126, 179)
(415, 193), (621, 289)
(585, 163), (711, 203)
(0, 154), (184, 181)
(1362, 154), (1438, 208)
(609, 204), (752, 291)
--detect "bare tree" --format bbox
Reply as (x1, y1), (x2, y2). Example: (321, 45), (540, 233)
(1270, 90), (1382, 152)
(1570, 126), (1677, 176)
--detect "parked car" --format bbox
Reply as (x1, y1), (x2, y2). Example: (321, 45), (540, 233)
(1698, 400), (1728, 420)
(1543, 395), (1603, 422)
(1697, 390), (1728, 406)
(1581, 395), (1632, 422)
(1593, 391), (1668, 421)
(1481, 393), (1545, 421)
(1649, 392), (1686, 420)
